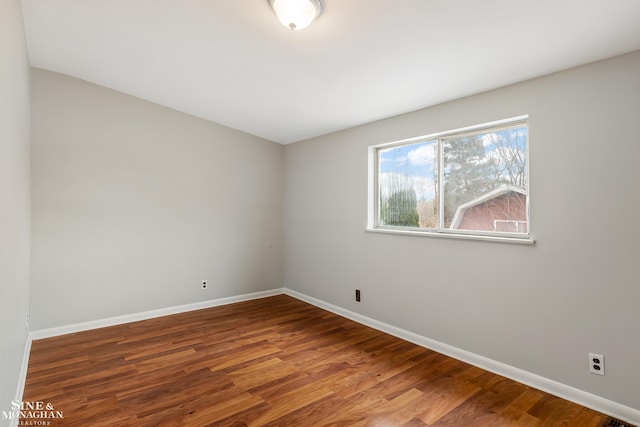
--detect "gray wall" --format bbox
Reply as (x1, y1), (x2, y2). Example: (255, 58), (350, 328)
(31, 69), (284, 329)
(0, 0), (31, 420)
(284, 50), (640, 410)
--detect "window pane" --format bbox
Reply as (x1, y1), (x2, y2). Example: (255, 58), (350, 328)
(378, 140), (438, 228)
(443, 126), (527, 233)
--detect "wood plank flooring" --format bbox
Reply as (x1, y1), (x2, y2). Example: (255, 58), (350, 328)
(22, 295), (631, 426)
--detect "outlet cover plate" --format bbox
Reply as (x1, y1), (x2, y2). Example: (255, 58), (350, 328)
(589, 352), (604, 375)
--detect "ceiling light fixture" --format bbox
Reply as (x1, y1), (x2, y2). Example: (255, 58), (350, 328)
(269, 0), (323, 31)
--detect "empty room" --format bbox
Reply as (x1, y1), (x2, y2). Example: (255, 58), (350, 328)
(2, 0), (640, 426)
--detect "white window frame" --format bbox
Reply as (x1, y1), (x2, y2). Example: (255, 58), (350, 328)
(367, 116), (534, 244)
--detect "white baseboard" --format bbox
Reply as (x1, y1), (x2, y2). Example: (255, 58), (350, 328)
(284, 288), (640, 426)
(10, 335), (32, 427)
(30, 288), (284, 340)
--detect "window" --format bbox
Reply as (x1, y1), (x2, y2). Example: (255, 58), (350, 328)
(368, 117), (531, 243)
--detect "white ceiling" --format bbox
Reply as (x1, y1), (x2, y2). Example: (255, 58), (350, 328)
(20, 0), (640, 144)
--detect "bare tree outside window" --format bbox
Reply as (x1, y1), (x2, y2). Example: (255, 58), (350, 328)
(443, 125), (527, 229)
(378, 140), (437, 228)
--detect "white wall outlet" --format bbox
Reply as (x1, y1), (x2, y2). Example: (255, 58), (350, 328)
(589, 352), (604, 375)
(25, 312), (29, 327)
(201, 280), (208, 289)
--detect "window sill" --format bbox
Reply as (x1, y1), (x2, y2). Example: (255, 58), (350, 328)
(366, 227), (536, 245)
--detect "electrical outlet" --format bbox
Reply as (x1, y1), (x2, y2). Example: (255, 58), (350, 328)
(201, 280), (208, 289)
(355, 289), (361, 302)
(589, 352), (604, 375)
(25, 312), (29, 327)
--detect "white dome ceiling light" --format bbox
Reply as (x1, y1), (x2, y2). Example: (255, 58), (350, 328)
(269, 0), (323, 31)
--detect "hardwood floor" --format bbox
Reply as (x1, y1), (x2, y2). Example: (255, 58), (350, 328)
(22, 295), (630, 426)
